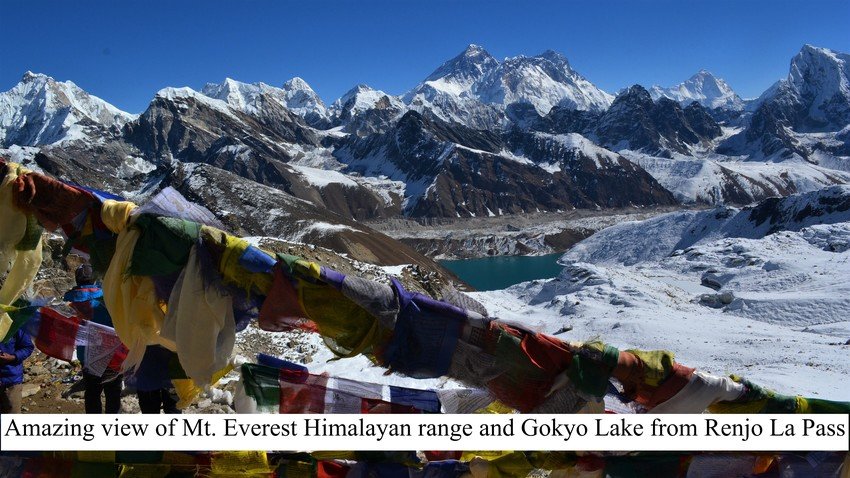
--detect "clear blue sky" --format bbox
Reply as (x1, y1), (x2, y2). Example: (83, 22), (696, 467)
(2, 0), (848, 113)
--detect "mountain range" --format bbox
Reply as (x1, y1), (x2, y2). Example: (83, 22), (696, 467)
(1, 43), (848, 260)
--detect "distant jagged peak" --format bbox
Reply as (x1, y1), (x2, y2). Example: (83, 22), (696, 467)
(155, 85), (237, 114)
(407, 44), (612, 116)
(20, 70), (51, 83)
(479, 46), (613, 113)
(0, 71), (135, 147)
(788, 44), (849, 94)
(613, 84), (654, 104)
(7, 71), (134, 119)
(748, 44), (850, 130)
(200, 76), (328, 119)
(650, 69), (743, 110)
(278, 76), (328, 113)
(200, 78), (268, 111)
(333, 84), (402, 114)
(421, 44), (499, 92)
(282, 76), (315, 92)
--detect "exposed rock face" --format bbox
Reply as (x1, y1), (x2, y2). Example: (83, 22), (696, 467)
(336, 111), (676, 218)
(745, 185), (850, 235)
(683, 101), (723, 138)
(125, 87), (319, 163)
(165, 163), (454, 273)
(721, 45), (850, 159)
(123, 87), (398, 220)
(593, 86), (723, 155)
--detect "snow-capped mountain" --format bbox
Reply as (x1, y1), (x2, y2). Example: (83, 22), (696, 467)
(402, 45), (612, 128)
(720, 45), (850, 160)
(475, 50), (614, 114)
(201, 77), (331, 128)
(280, 77), (330, 124)
(774, 45), (849, 130)
(649, 69), (744, 111)
(0, 72), (135, 147)
(748, 45), (850, 132)
(329, 84), (407, 136)
(331, 84), (405, 120)
(418, 44), (499, 95)
(1, 43), (848, 228)
(402, 45), (504, 129)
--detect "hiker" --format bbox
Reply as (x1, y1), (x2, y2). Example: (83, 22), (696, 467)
(134, 345), (180, 414)
(0, 327), (34, 413)
(64, 263), (122, 413)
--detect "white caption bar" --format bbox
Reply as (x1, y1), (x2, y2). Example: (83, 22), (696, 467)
(1, 414), (847, 452)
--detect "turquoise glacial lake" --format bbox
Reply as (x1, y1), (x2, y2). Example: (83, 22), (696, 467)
(440, 252), (564, 291)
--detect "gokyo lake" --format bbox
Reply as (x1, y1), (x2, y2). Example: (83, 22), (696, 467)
(440, 252), (564, 291)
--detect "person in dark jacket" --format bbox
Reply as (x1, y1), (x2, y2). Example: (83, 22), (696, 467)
(64, 263), (122, 413)
(0, 328), (34, 413)
(134, 345), (180, 414)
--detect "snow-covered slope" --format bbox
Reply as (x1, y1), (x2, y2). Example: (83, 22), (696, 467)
(201, 77), (330, 126)
(473, 187), (850, 399)
(562, 185), (850, 265)
(0, 72), (135, 147)
(624, 150), (850, 204)
(650, 70), (744, 110)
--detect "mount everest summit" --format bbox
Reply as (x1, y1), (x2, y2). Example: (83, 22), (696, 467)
(1, 43), (849, 231)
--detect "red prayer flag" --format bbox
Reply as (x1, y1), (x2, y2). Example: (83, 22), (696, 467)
(22, 457), (74, 478)
(35, 308), (81, 362)
(258, 266), (318, 333)
(317, 461), (349, 478)
(279, 373), (328, 414)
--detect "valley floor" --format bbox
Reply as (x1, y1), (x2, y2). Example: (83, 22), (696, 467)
(367, 205), (693, 259)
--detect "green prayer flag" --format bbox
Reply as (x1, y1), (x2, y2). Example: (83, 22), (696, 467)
(129, 215), (200, 276)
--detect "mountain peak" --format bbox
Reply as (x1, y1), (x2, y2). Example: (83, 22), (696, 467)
(347, 84), (377, 95)
(333, 83), (401, 118)
(800, 44), (832, 56)
(463, 44), (487, 55)
(778, 44), (850, 128)
(199, 77), (328, 122)
(424, 45), (498, 85)
(621, 84), (653, 100)
(406, 44), (612, 117)
(282, 77), (313, 91)
(539, 49), (569, 65)
(1, 71), (134, 147)
(792, 44), (846, 70)
(693, 69), (713, 78)
(21, 71), (49, 83)
(650, 69), (743, 110)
